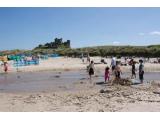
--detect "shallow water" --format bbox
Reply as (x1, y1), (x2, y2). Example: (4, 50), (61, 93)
(0, 70), (159, 93)
(0, 70), (89, 93)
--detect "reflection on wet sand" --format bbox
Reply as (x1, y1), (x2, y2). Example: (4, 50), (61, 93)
(0, 70), (160, 93)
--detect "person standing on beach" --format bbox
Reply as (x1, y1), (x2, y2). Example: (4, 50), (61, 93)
(87, 54), (90, 63)
(1, 61), (8, 73)
(125, 57), (127, 65)
(104, 66), (110, 83)
(88, 61), (95, 80)
(115, 61), (122, 79)
(81, 53), (84, 63)
(82, 57), (84, 63)
(139, 60), (144, 84)
(131, 60), (136, 79)
(110, 57), (116, 72)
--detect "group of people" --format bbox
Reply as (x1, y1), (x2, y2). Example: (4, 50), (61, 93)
(130, 59), (144, 83)
(87, 57), (145, 84)
(0, 55), (40, 73)
(81, 53), (91, 64)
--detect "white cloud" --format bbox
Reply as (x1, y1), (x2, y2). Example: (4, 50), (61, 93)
(149, 31), (160, 35)
(138, 33), (145, 36)
(113, 41), (120, 45)
(138, 31), (160, 36)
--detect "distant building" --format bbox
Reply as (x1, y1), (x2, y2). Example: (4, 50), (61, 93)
(36, 38), (71, 49)
(64, 40), (71, 48)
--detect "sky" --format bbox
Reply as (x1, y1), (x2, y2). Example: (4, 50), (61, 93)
(0, 7), (160, 50)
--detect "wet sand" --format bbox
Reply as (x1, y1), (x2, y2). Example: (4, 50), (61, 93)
(0, 70), (160, 93)
(0, 70), (160, 112)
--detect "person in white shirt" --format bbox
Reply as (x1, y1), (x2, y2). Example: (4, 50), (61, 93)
(110, 57), (116, 72)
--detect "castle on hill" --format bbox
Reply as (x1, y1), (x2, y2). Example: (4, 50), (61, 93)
(36, 38), (71, 49)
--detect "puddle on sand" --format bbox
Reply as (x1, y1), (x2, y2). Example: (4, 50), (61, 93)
(0, 70), (159, 93)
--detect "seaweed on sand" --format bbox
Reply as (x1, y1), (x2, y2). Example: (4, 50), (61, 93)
(111, 77), (132, 86)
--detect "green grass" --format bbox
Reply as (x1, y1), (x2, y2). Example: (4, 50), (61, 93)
(1, 45), (160, 57)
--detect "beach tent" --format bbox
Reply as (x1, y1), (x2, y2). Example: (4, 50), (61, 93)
(8, 55), (22, 61)
(13, 59), (39, 67)
(40, 55), (49, 60)
(50, 54), (59, 58)
(13, 56), (39, 67)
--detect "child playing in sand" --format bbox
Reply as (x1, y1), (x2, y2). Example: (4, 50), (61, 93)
(139, 59), (144, 84)
(88, 61), (95, 80)
(105, 67), (110, 83)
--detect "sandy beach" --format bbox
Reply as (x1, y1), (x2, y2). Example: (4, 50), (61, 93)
(1, 57), (160, 73)
(0, 83), (160, 112)
(0, 57), (160, 112)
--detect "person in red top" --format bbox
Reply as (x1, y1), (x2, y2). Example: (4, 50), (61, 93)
(105, 66), (110, 83)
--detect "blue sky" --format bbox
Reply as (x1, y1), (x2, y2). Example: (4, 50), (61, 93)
(0, 7), (160, 50)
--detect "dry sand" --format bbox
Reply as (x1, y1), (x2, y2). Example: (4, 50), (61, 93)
(0, 83), (160, 112)
(1, 57), (160, 73)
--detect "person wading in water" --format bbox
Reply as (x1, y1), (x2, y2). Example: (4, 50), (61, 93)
(131, 59), (137, 79)
(139, 59), (144, 84)
(88, 61), (95, 80)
